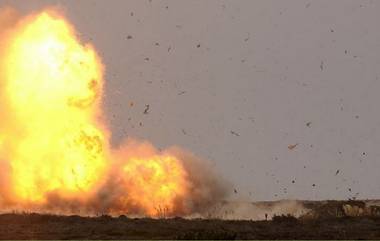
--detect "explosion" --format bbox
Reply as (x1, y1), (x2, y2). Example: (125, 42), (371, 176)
(0, 8), (225, 217)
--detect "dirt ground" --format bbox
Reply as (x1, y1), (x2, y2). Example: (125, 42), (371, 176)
(0, 213), (379, 239)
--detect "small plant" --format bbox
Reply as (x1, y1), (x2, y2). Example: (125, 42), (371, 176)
(155, 205), (169, 219)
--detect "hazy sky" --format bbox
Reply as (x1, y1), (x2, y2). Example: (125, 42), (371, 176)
(2, 0), (380, 201)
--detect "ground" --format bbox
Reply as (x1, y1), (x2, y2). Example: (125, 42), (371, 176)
(0, 212), (379, 239)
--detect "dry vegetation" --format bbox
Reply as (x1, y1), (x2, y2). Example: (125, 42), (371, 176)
(0, 200), (379, 240)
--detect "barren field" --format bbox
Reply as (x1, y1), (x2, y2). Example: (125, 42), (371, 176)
(0, 200), (379, 240)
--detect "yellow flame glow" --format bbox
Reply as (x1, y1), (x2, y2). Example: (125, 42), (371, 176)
(0, 10), (191, 216)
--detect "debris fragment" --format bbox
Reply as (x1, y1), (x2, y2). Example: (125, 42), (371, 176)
(127, 35), (133, 39)
(177, 91), (186, 95)
(143, 104), (150, 114)
(244, 33), (250, 42)
(230, 131), (240, 136)
(306, 121), (312, 127)
(288, 143), (298, 150)
(320, 61), (324, 71)
(335, 169), (340, 175)
(196, 43), (201, 48)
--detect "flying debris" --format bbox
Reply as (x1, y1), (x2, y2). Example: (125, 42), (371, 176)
(288, 143), (298, 150)
(230, 131), (240, 136)
(143, 104), (150, 114)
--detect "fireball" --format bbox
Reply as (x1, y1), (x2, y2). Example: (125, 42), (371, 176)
(0, 9), (195, 216)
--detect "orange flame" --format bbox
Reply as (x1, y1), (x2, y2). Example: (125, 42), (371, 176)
(0, 10), (197, 217)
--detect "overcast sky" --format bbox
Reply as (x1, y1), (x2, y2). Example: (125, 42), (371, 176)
(2, 0), (380, 201)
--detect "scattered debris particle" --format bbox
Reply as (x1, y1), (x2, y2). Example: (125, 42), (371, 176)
(196, 43), (201, 48)
(155, 42), (160, 46)
(330, 29), (334, 33)
(345, 50), (348, 54)
(234, 189), (238, 194)
(306, 121), (312, 127)
(139, 122), (143, 126)
(292, 180), (295, 184)
(335, 169), (340, 175)
(244, 33), (250, 42)
(230, 131), (240, 136)
(127, 35), (133, 39)
(143, 104), (150, 114)
(320, 61), (324, 71)
(177, 91), (186, 95)
(305, 2), (311, 8)
(130, 12), (134, 17)
(363, 152), (366, 156)
(129, 102), (134, 107)
(167, 46), (172, 52)
(181, 129), (187, 135)
(348, 188), (352, 192)
(144, 57), (150, 61)
(288, 143), (298, 150)
(355, 115), (359, 119)
(312, 184), (316, 187)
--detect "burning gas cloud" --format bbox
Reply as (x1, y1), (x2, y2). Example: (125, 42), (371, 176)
(0, 8), (226, 217)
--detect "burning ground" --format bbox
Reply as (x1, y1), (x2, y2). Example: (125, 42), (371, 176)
(0, 7), (227, 217)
